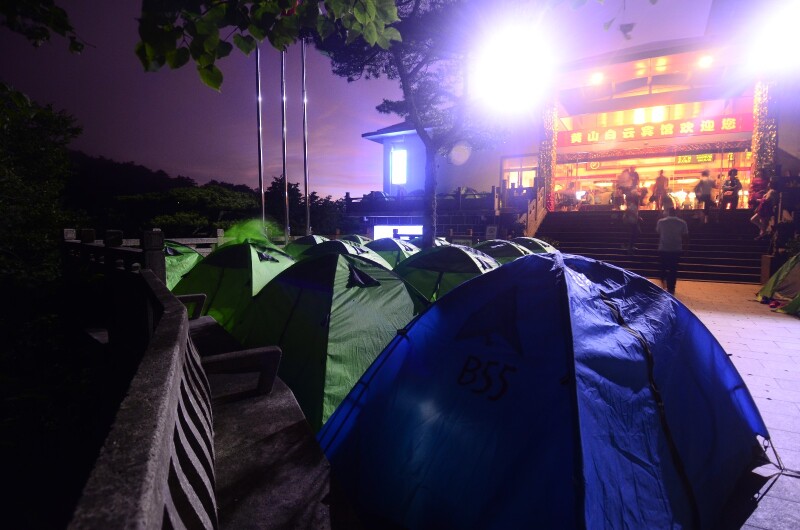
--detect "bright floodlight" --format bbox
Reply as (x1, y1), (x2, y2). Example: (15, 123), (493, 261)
(747, 0), (800, 75)
(471, 26), (556, 115)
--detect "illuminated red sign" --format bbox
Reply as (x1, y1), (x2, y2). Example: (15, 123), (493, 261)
(557, 114), (754, 148)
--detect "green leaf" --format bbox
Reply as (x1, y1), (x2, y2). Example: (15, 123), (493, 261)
(375, 0), (399, 23)
(234, 33), (257, 54)
(603, 17), (616, 31)
(205, 4), (227, 23)
(365, 0), (377, 21)
(363, 21), (378, 46)
(216, 40), (233, 59)
(202, 28), (220, 52)
(353, 2), (368, 24)
(194, 17), (216, 36)
(382, 26), (401, 43)
(198, 64), (223, 90)
(327, 0), (347, 19)
(317, 16), (335, 40)
(166, 47), (190, 68)
(197, 51), (215, 68)
(248, 23), (267, 41)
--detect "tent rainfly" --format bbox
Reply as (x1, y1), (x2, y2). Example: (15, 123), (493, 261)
(319, 253), (770, 529)
(231, 253), (429, 431)
(164, 240), (204, 290)
(393, 244), (499, 301)
(366, 237), (421, 268)
(172, 241), (294, 333)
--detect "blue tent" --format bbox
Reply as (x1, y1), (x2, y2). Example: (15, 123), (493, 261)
(318, 253), (769, 529)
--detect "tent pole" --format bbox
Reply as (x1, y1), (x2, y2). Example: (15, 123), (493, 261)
(302, 39), (311, 236)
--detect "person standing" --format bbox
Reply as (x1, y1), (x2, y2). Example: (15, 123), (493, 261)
(721, 168), (743, 211)
(623, 194), (642, 254)
(750, 178), (779, 239)
(656, 207), (689, 295)
(694, 170), (716, 223)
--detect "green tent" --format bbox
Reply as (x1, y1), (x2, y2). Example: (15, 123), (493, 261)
(172, 241), (294, 333)
(512, 236), (558, 253)
(341, 234), (372, 245)
(284, 234), (329, 258)
(300, 239), (393, 270)
(231, 253), (428, 430)
(220, 218), (274, 247)
(393, 244), (500, 301)
(473, 239), (534, 265)
(757, 254), (800, 316)
(757, 254), (800, 301)
(410, 236), (450, 247)
(164, 240), (204, 290)
(365, 238), (420, 268)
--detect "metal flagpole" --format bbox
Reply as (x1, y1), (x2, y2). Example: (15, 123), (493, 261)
(256, 45), (266, 228)
(301, 39), (311, 235)
(281, 50), (290, 245)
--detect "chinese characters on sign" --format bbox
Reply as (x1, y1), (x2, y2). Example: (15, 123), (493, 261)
(675, 153), (716, 164)
(557, 114), (754, 148)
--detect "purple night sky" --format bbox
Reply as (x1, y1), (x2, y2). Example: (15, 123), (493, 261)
(0, 0), (722, 199)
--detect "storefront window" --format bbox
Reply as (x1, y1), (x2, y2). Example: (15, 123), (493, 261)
(502, 155), (538, 190)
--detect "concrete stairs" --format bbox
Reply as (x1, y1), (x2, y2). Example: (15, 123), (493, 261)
(535, 209), (770, 283)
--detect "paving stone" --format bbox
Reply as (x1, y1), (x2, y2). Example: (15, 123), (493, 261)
(743, 496), (800, 530)
(676, 280), (800, 527)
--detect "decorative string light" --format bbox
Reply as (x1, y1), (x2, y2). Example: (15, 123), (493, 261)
(750, 81), (777, 176)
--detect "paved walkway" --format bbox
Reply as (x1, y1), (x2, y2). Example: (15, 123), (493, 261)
(670, 280), (799, 529)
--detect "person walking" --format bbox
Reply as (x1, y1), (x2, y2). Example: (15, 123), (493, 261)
(656, 207), (689, 295)
(694, 169), (716, 223)
(720, 168), (743, 211)
(650, 170), (669, 210)
(616, 168), (633, 208)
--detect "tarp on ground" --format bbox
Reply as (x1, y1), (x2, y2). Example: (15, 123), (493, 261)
(232, 253), (429, 431)
(300, 239), (393, 270)
(512, 236), (558, 253)
(318, 253), (769, 529)
(172, 241), (294, 333)
(393, 244), (499, 301)
(473, 239), (534, 264)
(164, 240), (204, 290)
(284, 234), (329, 258)
(365, 238), (420, 268)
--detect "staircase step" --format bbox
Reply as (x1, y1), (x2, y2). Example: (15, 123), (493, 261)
(536, 209), (768, 284)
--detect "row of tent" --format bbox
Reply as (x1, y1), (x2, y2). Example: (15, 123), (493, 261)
(166, 231), (555, 430)
(162, 224), (774, 528)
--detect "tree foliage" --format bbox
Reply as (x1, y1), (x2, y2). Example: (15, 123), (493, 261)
(0, 83), (81, 285)
(136, 0), (402, 89)
(317, 0), (502, 246)
(0, 0), (84, 52)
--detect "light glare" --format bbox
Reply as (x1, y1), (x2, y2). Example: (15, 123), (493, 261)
(698, 55), (713, 69)
(748, 1), (800, 75)
(472, 27), (555, 114)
